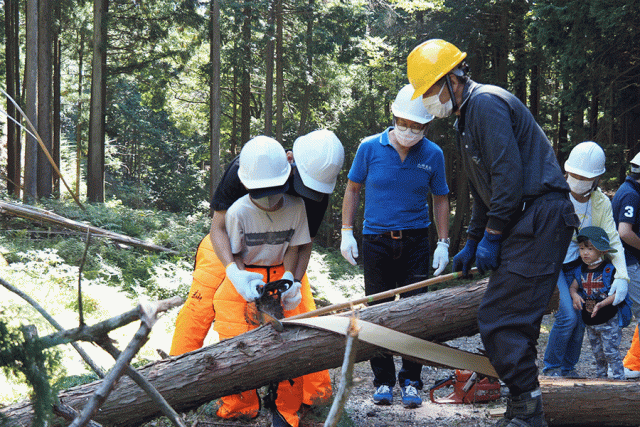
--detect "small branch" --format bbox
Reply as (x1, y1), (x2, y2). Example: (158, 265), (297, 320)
(97, 340), (187, 427)
(324, 315), (360, 427)
(0, 276), (106, 378)
(69, 320), (153, 427)
(53, 403), (103, 427)
(38, 296), (183, 349)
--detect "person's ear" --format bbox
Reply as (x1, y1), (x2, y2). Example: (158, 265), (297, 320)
(286, 151), (294, 163)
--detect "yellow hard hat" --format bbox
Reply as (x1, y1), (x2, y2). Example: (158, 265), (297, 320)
(407, 39), (467, 100)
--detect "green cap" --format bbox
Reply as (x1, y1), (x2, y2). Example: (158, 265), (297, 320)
(577, 226), (617, 253)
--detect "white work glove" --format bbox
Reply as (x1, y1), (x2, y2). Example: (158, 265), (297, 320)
(280, 271), (301, 311)
(340, 228), (358, 266)
(226, 263), (264, 302)
(610, 278), (629, 306)
(432, 240), (450, 276)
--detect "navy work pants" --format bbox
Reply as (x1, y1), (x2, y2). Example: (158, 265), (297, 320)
(478, 192), (577, 396)
(362, 229), (431, 389)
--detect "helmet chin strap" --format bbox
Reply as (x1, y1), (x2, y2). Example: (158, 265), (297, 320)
(445, 74), (459, 113)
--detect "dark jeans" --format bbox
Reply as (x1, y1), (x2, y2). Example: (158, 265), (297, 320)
(477, 192), (578, 396)
(362, 229), (431, 389)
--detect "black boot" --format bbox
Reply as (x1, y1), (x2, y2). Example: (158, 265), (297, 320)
(496, 389), (547, 427)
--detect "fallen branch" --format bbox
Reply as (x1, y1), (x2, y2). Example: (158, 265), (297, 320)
(53, 404), (102, 427)
(69, 318), (153, 427)
(98, 340), (187, 427)
(324, 315), (359, 427)
(0, 276), (105, 378)
(0, 200), (178, 254)
(38, 296), (183, 349)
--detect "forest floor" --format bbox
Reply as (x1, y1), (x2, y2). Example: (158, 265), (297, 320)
(1, 245), (638, 427)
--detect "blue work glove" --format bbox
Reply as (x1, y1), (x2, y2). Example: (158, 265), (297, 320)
(452, 239), (478, 276)
(476, 231), (502, 273)
(610, 278), (629, 306)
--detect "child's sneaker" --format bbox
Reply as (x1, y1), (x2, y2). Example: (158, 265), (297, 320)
(372, 385), (393, 405)
(400, 380), (422, 408)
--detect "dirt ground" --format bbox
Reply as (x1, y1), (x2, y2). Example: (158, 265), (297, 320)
(177, 313), (636, 427)
(335, 313), (636, 427)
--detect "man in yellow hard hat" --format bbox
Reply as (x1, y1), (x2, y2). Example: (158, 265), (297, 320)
(407, 39), (580, 427)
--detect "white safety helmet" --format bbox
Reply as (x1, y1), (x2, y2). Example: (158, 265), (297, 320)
(564, 141), (606, 179)
(631, 152), (640, 174)
(391, 83), (434, 124)
(238, 135), (291, 190)
(292, 129), (345, 200)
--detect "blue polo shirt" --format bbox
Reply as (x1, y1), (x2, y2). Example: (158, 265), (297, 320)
(348, 127), (449, 235)
(612, 176), (640, 265)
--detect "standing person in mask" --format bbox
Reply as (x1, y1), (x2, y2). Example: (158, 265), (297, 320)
(543, 141), (630, 378)
(340, 83), (450, 409)
(407, 39), (579, 427)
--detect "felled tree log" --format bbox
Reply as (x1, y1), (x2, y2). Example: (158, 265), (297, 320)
(1, 278), (552, 427)
(540, 377), (640, 426)
(0, 200), (177, 253)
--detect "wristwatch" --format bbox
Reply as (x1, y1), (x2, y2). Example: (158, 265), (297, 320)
(438, 238), (451, 245)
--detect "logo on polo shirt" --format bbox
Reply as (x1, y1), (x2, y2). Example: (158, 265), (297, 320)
(417, 163), (432, 171)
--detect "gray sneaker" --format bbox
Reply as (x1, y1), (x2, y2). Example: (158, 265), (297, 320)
(373, 385), (393, 405)
(400, 381), (422, 408)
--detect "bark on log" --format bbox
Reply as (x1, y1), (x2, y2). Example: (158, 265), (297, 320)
(1, 279), (560, 427)
(540, 377), (640, 426)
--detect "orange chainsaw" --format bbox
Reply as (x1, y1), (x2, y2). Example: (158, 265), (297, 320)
(429, 369), (502, 404)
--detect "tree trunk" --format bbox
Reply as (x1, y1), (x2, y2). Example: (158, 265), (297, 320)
(589, 83), (599, 140)
(451, 155), (469, 253)
(209, 0), (222, 200)
(275, 0), (283, 141)
(23, 0), (38, 202)
(529, 60), (540, 120)
(240, 3), (252, 144)
(1, 279), (562, 427)
(87, 0), (109, 203)
(264, 0), (276, 136)
(296, 0), (314, 138)
(5, 0), (20, 197)
(511, 1), (527, 104)
(231, 69), (238, 155)
(540, 377), (640, 426)
(53, 4), (62, 197)
(76, 31), (85, 199)
(37, 0), (53, 199)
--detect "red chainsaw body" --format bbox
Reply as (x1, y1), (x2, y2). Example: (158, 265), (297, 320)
(429, 369), (501, 404)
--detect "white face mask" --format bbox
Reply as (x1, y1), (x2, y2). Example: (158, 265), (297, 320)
(252, 194), (283, 209)
(567, 175), (594, 196)
(422, 83), (454, 118)
(394, 127), (423, 147)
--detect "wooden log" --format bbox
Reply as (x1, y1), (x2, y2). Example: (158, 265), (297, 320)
(1, 279), (560, 427)
(540, 377), (640, 426)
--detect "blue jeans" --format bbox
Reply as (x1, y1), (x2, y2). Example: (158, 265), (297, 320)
(543, 268), (586, 373)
